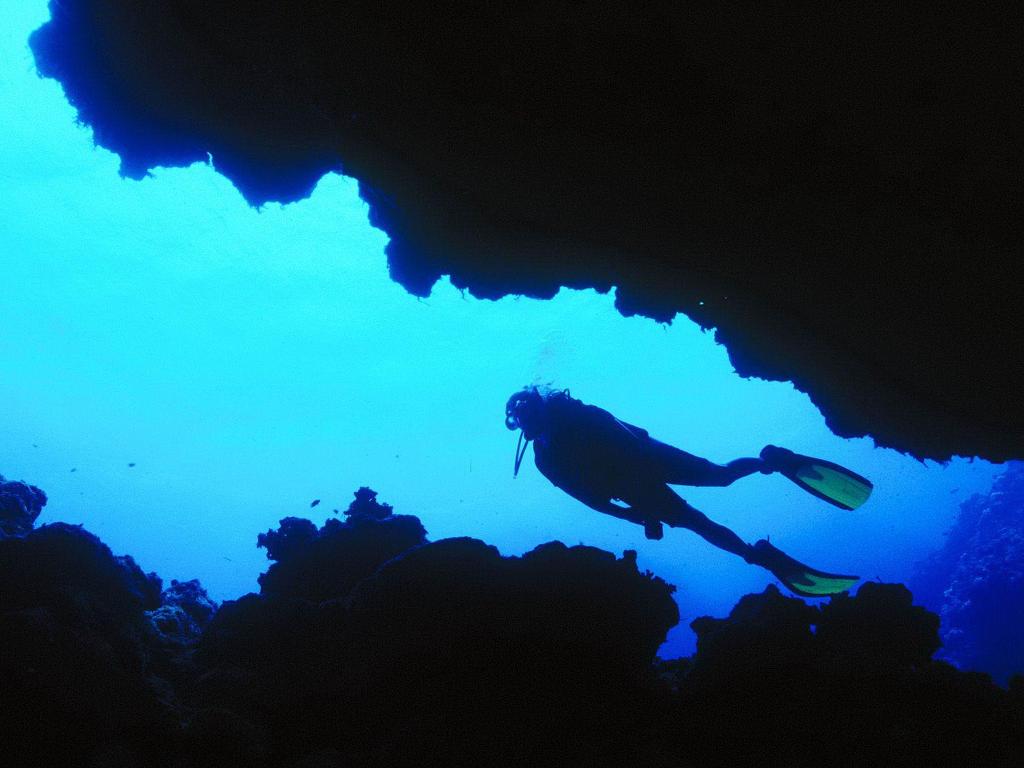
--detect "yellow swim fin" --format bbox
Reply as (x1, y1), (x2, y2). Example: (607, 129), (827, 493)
(762, 446), (873, 511)
(750, 539), (859, 597)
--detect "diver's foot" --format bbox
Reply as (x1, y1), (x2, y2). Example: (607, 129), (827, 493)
(759, 445), (795, 474)
(747, 538), (859, 597)
(644, 519), (664, 540)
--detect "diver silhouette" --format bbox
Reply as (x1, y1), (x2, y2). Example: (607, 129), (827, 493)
(505, 387), (873, 597)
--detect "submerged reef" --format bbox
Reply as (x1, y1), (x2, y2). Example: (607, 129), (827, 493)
(3, 476), (1024, 767)
(912, 463), (1024, 684)
(0, 473), (47, 536)
(28, 2), (1024, 461)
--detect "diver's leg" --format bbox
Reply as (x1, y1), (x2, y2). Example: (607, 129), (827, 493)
(623, 485), (859, 597)
(633, 484), (752, 559)
(647, 439), (767, 487)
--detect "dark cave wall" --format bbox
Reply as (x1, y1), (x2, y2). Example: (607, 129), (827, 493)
(27, 1), (1024, 462)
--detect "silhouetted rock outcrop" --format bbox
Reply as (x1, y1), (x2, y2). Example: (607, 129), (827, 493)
(149, 578), (218, 643)
(205, 503), (680, 766)
(0, 520), (172, 766)
(0, 473), (47, 536)
(146, 577), (219, 697)
(255, 487), (428, 602)
(0, 474), (224, 766)
(676, 582), (1024, 767)
(3, 474), (1023, 766)
(912, 463), (1024, 684)
(28, 2), (1024, 460)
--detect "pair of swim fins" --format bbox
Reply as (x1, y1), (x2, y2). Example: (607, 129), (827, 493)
(754, 446), (872, 596)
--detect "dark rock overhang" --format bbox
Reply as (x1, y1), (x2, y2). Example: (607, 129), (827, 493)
(29, 2), (1024, 461)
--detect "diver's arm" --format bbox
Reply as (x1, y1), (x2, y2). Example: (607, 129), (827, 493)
(568, 488), (639, 520)
(612, 417), (649, 442)
(540, 467), (626, 517)
(544, 467), (657, 533)
(533, 441), (630, 517)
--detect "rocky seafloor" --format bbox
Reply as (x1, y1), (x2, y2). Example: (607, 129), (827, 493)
(2, 474), (1023, 767)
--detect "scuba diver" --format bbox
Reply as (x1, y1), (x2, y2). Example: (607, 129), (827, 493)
(505, 387), (873, 597)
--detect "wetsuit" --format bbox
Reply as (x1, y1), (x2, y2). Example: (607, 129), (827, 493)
(531, 392), (758, 553)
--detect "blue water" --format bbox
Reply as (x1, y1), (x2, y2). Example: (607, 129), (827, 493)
(0, 0), (1002, 657)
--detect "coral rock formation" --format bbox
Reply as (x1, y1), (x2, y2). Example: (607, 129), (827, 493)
(0, 473), (47, 536)
(3, 475), (1024, 766)
(1, 520), (173, 766)
(913, 463), (1024, 684)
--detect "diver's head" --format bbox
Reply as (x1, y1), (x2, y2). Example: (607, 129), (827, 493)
(505, 387), (547, 439)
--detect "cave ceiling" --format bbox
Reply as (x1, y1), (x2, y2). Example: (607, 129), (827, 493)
(30, 2), (1024, 461)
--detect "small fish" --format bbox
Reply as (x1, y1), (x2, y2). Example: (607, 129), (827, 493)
(310, 499), (321, 508)
(32, 443), (38, 448)
(70, 468), (77, 473)
(332, 509), (339, 515)
(127, 462), (136, 468)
